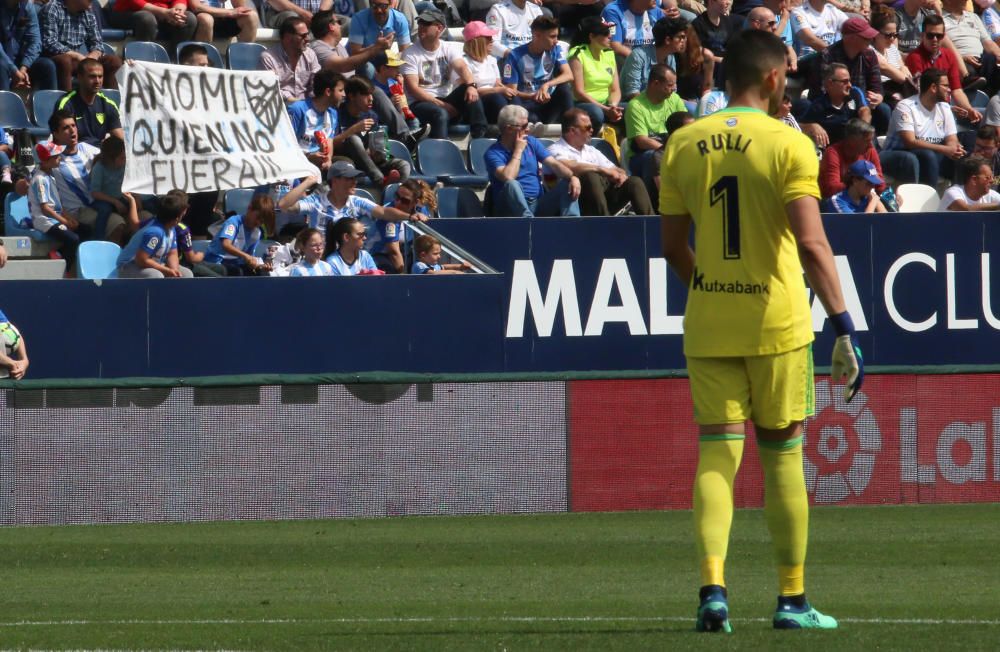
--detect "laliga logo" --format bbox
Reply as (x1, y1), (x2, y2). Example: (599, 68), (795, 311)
(803, 381), (882, 503)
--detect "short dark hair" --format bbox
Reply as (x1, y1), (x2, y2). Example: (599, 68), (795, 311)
(178, 43), (209, 64)
(414, 234), (440, 255)
(922, 13), (945, 30)
(313, 69), (345, 97)
(345, 76), (374, 96)
(158, 189), (189, 223)
(977, 124), (998, 141)
(280, 16), (307, 38)
(530, 15), (559, 32)
(76, 57), (102, 76)
(665, 110), (693, 133)
(328, 217), (360, 252)
(648, 63), (675, 83)
(560, 107), (589, 135)
(653, 16), (688, 47)
(310, 10), (337, 39)
(48, 108), (75, 134)
(724, 29), (788, 97)
(961, 156), (991, 183)
(919, 67), (947, 95)
(100, 134), (125, 161)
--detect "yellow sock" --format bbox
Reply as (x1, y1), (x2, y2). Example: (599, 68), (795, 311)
(693, 434), (745, 588)
(758, 436), (808, 597)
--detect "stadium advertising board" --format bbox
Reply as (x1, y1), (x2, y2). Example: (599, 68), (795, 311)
(117, 61), (318, 195)
(568, 375), (1000, 510)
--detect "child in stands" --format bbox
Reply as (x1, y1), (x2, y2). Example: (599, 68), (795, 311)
(411, 234), (471, 275)
(29, 141), (81, 270)
(289, 228), (335, 276)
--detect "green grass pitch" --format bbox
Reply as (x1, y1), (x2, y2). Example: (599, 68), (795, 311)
(1, 504), (997, 650)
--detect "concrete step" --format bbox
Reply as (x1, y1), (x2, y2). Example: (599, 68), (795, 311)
(0, 258), (66, 280)
(0, 237), (34, 258)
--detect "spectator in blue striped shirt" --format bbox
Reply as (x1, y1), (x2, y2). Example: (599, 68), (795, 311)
(288, 228), (335, 276)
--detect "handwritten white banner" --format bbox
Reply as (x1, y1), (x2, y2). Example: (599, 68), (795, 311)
(118, 61), (318, 195)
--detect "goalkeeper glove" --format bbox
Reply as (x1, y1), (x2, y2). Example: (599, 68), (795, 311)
(829, 311), (864, 403)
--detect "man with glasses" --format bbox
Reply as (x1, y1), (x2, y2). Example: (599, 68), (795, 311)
(349, 0), (410, 57)
(548, 107), (653, 216)
(880, 67), (964, 185)
(484, 104), (581, 217)
(747, 6), (797, 74)
(905, 14), (982, 123)
(261, 16), (321, 103)
(621, 16), (687, 100)
(939, 155), (1000, 209)
(625, 63), (686, 209)
(402, 8), (489, 139)
(801, 62), (872, 144)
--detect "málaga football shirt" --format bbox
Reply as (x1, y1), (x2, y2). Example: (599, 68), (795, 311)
(659, 107), (819, 357)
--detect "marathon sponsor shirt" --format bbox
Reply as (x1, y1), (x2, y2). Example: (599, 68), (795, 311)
(659, 107), (819, 357)
(28, 169), (62, 231)
(883, 96), (957, 150)
(289, 192), (378, 232)
(327, 249), (377, 275)
(205, 214), (262, 263)
(116, 220), (177, 267)
(287, 99), (339, 154)
(54, 141), (99, 214)
(502, 42), (567, 93)
(486, 0), (543, 57)
(401, 40), (464, 99)
(602, 0), (664, 49)
(790, 1), (848, 57)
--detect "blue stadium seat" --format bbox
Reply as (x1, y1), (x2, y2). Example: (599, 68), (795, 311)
(0, 91), (47, 137)
(224, 188), (255, 216)
(416, 139), (486, 187)
(469, 137), (495, 178)
(98, 42), (117, 57)
(124, 41), (170, 64)
(383, 182), (399, 205)
(31, 90), (65, 133)
(176, 41), (224, 68)
(227, 42), (266, 70)
(4, 193), (49, 242)
(388, 139), (434, 184)
(436, 187), (484, 218)
(191, 239), (211, 254)
(971, 89), (990, 109)
(354, 188), (377, 203)
(101, 29), (128, 41)
(447, 124), (471, 137)
(102, 88), (121, 106)
(589, 137), (620, 167)
(77, 241), (121, 279)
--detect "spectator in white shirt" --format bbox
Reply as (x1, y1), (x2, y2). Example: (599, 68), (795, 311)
(485, 0), (544, 58)
(791, 0), (849, 57)
(461, 21), (517, 124)
(939, 155), (1000, 209)
(548, 108), (653, 215)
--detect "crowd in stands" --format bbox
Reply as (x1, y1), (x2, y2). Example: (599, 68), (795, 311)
(8, 0), (1000, 279)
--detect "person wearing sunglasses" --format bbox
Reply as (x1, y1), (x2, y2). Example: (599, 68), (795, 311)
(939, 155), (1000, 210)
(870, 5), (914, 103)
(905, 14), (983, 124)
(747, 6), (797, 74)
(801, 62), (872, 145)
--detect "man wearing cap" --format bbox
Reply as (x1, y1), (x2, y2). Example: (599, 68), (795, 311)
(939, 155), (1000, 209)
(485, 0), (543, 58)
(502, 15), (574, 127)
(820, 159), (888, 213)
(348, 0), (410, 55)
(402, 8), (489, 139)
(278, 162), (426, 249)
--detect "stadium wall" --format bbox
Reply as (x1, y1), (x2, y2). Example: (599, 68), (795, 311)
(3, 214), (999, 524)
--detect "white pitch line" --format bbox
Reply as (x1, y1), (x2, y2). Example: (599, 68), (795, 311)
(0, 615), (996, 628)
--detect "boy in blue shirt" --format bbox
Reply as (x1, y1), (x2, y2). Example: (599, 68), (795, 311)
(820, 160), (888, 214)
(28, 141), (82, 271)
(117, 189), (195, 278)
(502, 15), (574, 126)
(205, 194), (275, 275)
(411, 234), (471, 274)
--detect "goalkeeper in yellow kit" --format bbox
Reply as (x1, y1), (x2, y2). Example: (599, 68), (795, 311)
(659, 29), (864, 632)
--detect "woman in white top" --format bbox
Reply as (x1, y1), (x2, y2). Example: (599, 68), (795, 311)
(460, 21), (516, 124)
(871, 6), (914, 104)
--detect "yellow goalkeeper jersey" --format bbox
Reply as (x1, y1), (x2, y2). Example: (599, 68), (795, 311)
(659, 107), (819, 358)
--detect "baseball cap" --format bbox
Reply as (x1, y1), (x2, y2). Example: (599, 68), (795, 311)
(416, 8), (446, 25)
(841, 17), (878, 39)
(371, 52), (405, 68)
(579, 16), (612, 37)
(35, 141), (65, 162)
(463, 21), (497, 40)
(327, 160), (367, 180)
(848, 159), (883, 185)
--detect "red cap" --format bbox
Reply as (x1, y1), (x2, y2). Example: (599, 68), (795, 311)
(841, 17), (878, 39)
(35, 141), (65, 162)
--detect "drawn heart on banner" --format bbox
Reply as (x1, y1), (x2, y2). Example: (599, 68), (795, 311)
(243, 77), (284, 132)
